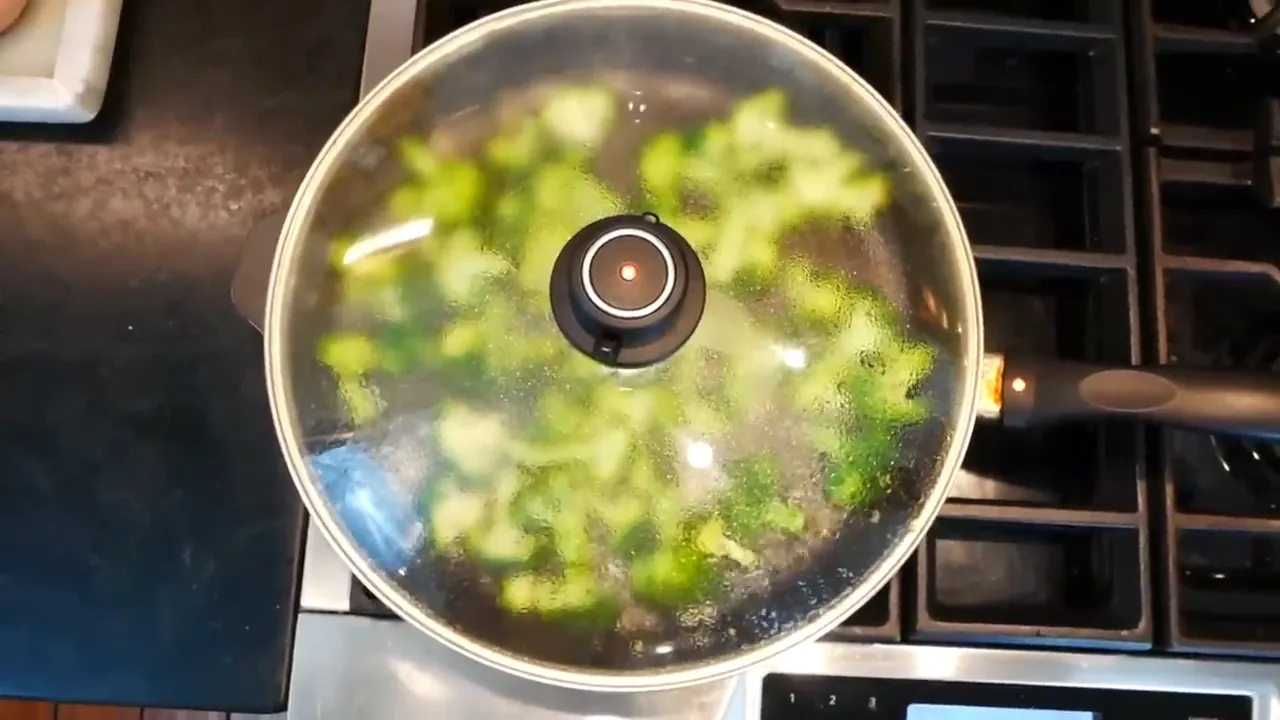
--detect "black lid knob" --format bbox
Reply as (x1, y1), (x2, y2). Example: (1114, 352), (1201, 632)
(550, 213), (705, 368)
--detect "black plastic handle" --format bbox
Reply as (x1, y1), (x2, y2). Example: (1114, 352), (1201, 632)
(998, 355), (1280, 442)
(231, 212), (287, 332)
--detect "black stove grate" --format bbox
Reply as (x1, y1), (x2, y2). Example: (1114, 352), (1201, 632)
(1133, 0), (1280, 656)
(347, 0), (1280, 660)
(903, 0), (1147, 650)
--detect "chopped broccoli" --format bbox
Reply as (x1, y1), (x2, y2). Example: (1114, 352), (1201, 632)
(631, 545), (718, 606)
(695, 518), (757, 568)
(315, 84), (934, 628)
(540, 85), (618, 149)
(318, 332), (380, 376)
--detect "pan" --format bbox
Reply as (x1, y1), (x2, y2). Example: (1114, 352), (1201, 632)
(232, 0), (1280, 695)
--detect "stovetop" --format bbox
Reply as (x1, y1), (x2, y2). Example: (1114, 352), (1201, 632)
(289, 0), (1280, 716)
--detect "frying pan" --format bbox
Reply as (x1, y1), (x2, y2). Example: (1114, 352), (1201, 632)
(232, 0), (1280, 695)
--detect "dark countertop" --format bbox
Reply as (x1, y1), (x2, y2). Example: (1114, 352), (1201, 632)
(0, 0), (368, 712)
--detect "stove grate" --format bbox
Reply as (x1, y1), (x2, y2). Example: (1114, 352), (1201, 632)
(1134, 0), (1280, 657)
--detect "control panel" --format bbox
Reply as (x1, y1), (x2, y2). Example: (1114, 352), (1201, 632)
(762, 675), (1252, 720)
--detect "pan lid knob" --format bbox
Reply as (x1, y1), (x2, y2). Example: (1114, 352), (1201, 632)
(550, 213), (705, 368)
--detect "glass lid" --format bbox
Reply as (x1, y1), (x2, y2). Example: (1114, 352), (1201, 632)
(266, 0), (978, 689)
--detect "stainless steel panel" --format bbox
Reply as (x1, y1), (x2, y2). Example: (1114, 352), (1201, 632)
(360, 0), (419, 97)
(285, 611), (1280, 720)
(298, 519), (352, 613)
(286, 612), (738, 720)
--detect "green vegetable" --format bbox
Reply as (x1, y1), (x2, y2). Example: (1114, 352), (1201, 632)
(764, 501), (806, 534)
(336, 377), (380, 425)
(430, 489), (486, 546)
(631, 545), (717, 606)
(315, 84), (936, 631)
(501, 568), (619, 627)
(436, 403), (509, 478)
(318, 332), (380, 376)
(433, 228), (509, 305)
(719, 455), (785, 537)
(639, 131), (686, 213)
(695, 518), (757, 568)
(539, 85), (617, 149)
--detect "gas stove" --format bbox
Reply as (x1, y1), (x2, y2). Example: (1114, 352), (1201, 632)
(284, 0), (1280, 718)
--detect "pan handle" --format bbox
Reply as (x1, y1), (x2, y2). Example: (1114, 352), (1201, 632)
(231, 212), (288, 333)
(981, 353), (1280, 441)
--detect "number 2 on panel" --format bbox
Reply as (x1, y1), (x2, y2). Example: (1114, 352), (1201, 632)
(785, 693), (838, 706)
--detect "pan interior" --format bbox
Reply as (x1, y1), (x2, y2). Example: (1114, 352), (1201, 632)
(269, 0), (979, 685)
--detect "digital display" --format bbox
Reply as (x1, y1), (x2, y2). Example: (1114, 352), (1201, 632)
(908, 705), (1097, 720)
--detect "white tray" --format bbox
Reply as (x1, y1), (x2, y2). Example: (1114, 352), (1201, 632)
(0, 0), (123, 123)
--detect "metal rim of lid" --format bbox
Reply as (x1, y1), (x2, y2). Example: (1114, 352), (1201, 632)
(262, 0), (985, 694)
